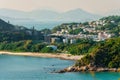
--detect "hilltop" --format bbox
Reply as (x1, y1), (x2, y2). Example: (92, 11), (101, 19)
(0, 19), (15, 31)
(0, 19), (43, 42)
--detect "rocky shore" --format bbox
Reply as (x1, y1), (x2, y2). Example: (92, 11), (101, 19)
(57, 65), (120, 73)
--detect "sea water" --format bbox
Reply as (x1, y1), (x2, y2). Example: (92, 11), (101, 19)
(0, 55), (119, 80)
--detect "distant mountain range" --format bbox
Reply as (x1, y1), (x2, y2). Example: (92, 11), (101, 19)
(1, 8), (119, 30)
(0, 8), (101, 23)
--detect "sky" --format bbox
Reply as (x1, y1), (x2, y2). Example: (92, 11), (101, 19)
(0, 0), (120, 14)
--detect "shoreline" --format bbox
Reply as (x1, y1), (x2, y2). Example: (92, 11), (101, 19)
(0, 51), (84, 60)
(0, 51), (120, 73)
(57, 66), (120, 73)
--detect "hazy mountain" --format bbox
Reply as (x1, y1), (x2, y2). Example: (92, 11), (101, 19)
(0, 8), (101, 22)
(59, 8), (101, 22)
(0, 9), (28, 18)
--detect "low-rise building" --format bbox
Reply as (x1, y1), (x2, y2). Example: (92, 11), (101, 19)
(51, 37), (61, 43)
(63, 38), (68, 44)
(70, 39), (76, 44)
(98, 32), (111, 41)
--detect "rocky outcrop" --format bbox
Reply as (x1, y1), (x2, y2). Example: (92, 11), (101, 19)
(57, 65), (120, 73)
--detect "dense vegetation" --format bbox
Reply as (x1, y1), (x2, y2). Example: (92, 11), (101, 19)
(0, 40), (55, 53)
(0, 19), (15, 31)
(0, 19), (43, 42)
(0, 38), (96, 55)
(69, 28), (83, 35)
(76, 38), (120, 68)
(64, 39), (95, 55)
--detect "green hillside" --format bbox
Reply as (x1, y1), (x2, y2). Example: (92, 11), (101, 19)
(0, 19), (43, 42)
(0, 19), (15, 31)
(76, 38), (120, 68)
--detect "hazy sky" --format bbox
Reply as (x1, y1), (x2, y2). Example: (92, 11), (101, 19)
(0, 0), (120, 14)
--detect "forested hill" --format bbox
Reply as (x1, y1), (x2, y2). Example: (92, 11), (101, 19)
(0, 18), (43, 42)
(76, 37), (120, 68)
(0, 19), (15, 31)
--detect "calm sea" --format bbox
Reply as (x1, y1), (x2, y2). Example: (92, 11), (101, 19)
(0, 55), (120, 80)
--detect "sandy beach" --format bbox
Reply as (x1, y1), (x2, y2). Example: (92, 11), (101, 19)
(0, 51), (84, 60)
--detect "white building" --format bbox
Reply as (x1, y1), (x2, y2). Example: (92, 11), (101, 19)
(63, 38), (68, 44)
(70, 39), (76, 44)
